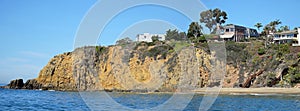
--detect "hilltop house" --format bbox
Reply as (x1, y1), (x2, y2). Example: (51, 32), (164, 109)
(136, 33), (165, 42)
(273, 28), (300, 46)
(220, 24), (259, 42)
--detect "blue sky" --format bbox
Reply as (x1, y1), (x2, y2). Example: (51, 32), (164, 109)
(203, 0), (300, 30)
(0, 0), (299, 83)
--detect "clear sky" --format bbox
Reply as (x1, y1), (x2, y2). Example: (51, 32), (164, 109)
(0, 0), (299, 84)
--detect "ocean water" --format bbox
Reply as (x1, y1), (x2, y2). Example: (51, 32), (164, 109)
(0, 88), (300, 111)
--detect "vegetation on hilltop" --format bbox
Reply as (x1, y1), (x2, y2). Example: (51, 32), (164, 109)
(110, 8), (300, 88)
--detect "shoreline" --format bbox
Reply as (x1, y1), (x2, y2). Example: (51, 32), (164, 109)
(1, 86), (300, 94)
(194, 88), (300, 94)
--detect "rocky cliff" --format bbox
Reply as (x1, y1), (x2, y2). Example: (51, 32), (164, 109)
(2, 43), (216, 91)
(3, 41), (300, 91)
(63, 44), (213, 91)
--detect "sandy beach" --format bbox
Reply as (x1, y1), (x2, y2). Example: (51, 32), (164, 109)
(194, 88), (300, 94)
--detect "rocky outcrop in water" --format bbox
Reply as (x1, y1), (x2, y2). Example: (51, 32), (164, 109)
(23, 79), (41, 90)
(0, 79), (41, 90)
(8, 79), (24, 89)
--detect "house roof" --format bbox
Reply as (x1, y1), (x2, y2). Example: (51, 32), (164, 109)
(274, 30), (297, 35)
(224, 24), (256, 30)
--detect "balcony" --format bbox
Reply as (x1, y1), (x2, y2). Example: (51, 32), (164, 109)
(273, 36), (297, 41)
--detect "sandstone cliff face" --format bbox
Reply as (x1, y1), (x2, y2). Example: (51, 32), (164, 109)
(3, 42), (300, 91)
(72, 46), (213, 91)
(29, 45), (216, 91)
(36, 52), (75, 91)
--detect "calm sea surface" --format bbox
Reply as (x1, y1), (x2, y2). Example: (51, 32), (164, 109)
(0, 88), (300, 111)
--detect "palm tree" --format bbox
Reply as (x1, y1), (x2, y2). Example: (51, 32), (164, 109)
(262, 25), (271, 35)
(269, 19), (282, 33)
(262, 25), (271, 48)
(254, 23), (263, 32)
(281, 25), (289, 31)
(278, 26), (289, 32)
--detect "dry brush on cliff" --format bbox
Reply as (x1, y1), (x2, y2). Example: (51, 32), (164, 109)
(4, 41), (300, 91)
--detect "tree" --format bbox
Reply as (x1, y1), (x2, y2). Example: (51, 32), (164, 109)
(179, 32), (186, 40)
(151, 35), (159, 42)
(200, 8), (228, 34)
(262, 20), (282, 35)
(165, 29), (186, 41)
(282, 25), (289, 31)
(200, 9), (214, 33)
(278, 25), (289, 32)
(212, 8), (228, 25)
(283, 66), (300, 86)
(261, 25), (272, 48)
(187, 22), (202, 39)
(116, 37), (133, 45)
(262, 25), (271, 36)
(254, 23), (263, 32)
(269, 19), (282, 33)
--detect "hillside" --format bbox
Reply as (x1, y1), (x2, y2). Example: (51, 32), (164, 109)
(3, 41), (300, 91)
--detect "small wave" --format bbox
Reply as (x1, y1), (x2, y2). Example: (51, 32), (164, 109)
(249, 93), (283, 96)
(285, 94), (300, 97)
(229, 93), (249, 95)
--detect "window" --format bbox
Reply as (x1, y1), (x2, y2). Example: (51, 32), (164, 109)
(230, 28), (234, 32)
(282, 35), (285, 37)
(225, 29), (229, 32)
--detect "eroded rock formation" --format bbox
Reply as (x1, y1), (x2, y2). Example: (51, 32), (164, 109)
(3, 45), (217, 91)
(3, 42), (300, 91)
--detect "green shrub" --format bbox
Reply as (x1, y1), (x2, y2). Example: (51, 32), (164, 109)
(252, 55), (260, 65)
(95, 46), (107, 54)
(257, 48), (265, 55)
(132, 44), (174, 62)
(95, 46), (99, 52)
(168, 49), (175, 54)
(297, 52), (300, 58)
(283, 67), (300, 86)
(225, 42), (250, 66)
(271, 44), (290, 59)
(147, 45), (173, 60)
(266, 73), (276, 87)
(116, 37), (133, 46)
(195, 36), (207, 43)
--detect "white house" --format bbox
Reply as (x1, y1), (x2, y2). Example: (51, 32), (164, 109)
(273, 28), (300, 46)
(136, 33), (165, 42)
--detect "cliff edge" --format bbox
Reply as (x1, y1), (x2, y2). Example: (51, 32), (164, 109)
(2, 41), (300, 91)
